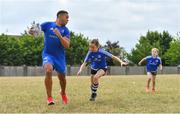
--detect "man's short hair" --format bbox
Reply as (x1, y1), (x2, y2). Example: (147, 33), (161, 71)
(57, 10), (68, 18)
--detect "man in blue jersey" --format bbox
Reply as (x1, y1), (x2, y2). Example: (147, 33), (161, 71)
(139, 48), (162, 93)
(77, 39), (128, 101)
(29, 10), (70, 105)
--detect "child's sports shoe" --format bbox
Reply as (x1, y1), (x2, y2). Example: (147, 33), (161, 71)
(89, 93), (97, 101)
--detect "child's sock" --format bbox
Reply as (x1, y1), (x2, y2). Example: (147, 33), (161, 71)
(91, 83), (99, 94)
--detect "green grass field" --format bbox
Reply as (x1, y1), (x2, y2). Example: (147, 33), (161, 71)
(0, 75), (180, 113)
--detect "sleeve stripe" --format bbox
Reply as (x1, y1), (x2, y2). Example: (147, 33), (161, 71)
(100, 49), (113, 58)
(84, 51), (91, 62)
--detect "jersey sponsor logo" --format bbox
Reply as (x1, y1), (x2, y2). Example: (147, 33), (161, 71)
(49, 35), (58, 39)
(149, 60), (158, 65)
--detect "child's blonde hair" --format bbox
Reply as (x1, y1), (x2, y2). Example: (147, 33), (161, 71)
(151, 48), (159, 54)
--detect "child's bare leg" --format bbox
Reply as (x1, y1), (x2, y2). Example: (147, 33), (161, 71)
(90, 75), (94, 89)
(146, 72), (152, 92)
(147, 73), (152, 88)
(147, 78), (151, 88)
(91, 69), (105, 92)
(152, 75), (156, 91)
(90, 69), (105, 101)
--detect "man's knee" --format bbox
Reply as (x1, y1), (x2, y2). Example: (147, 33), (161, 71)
(45, 64), (53, 75)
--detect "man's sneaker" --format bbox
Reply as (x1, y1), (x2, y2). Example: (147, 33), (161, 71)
(47, 97), (55, 105)
(60, 92), (68, 104)
(89, 93), (97, 101)
(146, 87), (150, 93)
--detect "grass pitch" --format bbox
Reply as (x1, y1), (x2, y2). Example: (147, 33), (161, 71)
(0, 75), (180, 113)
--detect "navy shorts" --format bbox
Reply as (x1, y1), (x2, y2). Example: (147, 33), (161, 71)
(147, 71), (157, 76)
(91, 68), (107, 75)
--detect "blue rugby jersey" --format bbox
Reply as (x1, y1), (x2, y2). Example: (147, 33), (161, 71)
(145, 56), (162, 72)
(84, 48), (113, 70)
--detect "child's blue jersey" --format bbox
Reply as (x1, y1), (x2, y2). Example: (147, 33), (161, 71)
(145, 56), (162, 72)
(84, 48), (113, 70)
(41, 22), (70, 74)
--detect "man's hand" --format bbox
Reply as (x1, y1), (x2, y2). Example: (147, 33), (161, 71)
(138, 62), (141, 66)
(53, 28), (70, 48)
(53, 28), (62, 38)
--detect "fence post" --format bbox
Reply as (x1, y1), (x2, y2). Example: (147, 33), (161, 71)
(178, 65), (180, 74)
(107, 66), (110, 75)
(67, 65), (71, 76)
(125, 66), (129, 75)
(23, 65), (27, 76)
(87, 66), (90, 75)
(0, 66), (3, 76)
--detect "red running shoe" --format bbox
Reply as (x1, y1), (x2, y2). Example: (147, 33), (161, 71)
(60, 92), (68, 104)
(47, 97), (55, 105)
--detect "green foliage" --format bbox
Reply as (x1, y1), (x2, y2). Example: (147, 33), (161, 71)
(0, 34), (43, 66)
(20, 34), (44, 65)
(0, 34), (23, 65)
(164, 39), (180, 66)
(1, 30), (179, 66)
(0, 32), (89, 66)
(66, 32), (89, 65)
(103, 41), (127, 66)
(128, 31), (173, 65)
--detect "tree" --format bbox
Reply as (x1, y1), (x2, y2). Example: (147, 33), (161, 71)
(127, 36), (154, 65)
(66, 32), (89, 65)
(19, 34), (44, 66)
(164, 39), (180, 66)
(0, 34), (43, 66)
(128, 31), (173, 65)
(0, 34), (24, 65)
(103, 40), (127, 65)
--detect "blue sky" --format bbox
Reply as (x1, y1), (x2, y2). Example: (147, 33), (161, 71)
(0, 0), (180, 52)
